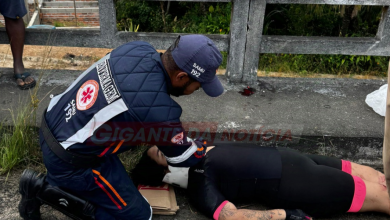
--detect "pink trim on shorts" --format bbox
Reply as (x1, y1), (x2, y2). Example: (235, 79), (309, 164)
(342, 160), (352, 174)
(213, 201), (229, 220)
(348, 175), (366, 213)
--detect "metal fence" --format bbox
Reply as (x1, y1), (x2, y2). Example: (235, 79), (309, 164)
(0, 0), (389, 83)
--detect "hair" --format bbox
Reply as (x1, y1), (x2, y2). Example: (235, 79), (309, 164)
(131, 148), (167, 187)
(162, 36), (183, 76)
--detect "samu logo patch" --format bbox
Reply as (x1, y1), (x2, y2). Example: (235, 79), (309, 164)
(76, 80), (99, 111)
(171, 132), (184, 144)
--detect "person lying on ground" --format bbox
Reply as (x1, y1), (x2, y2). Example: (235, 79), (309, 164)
(132, 143), (390, 220)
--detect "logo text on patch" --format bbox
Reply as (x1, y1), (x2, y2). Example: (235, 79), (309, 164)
(64, 99), (76, 122)
(191, 63), (205, 78)
(97, 60), (121, 104)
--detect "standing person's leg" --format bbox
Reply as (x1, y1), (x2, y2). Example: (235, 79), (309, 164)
(1, 0), (36, 89)
(5, 17), (26, 74)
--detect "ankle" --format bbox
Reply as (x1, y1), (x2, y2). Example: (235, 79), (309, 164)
(13, 62), (25, 74)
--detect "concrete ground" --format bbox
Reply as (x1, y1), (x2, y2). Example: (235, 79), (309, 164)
(0, 67), (389, 219)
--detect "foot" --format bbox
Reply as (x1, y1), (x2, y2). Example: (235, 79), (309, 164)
(19, 169), (45, 220)
(14, 73), (36, 90)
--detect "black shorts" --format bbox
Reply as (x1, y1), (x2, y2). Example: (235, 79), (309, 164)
(267, 148), (357, 217)
(0, 0), (27, 19)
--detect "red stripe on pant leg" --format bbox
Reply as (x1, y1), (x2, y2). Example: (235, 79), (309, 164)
(92, 170), (127, 207)
(348, 175), (366, 212)
(341, 160), (352, 174)
(94, 177), (122, 210)
(98, 142), (116, 157)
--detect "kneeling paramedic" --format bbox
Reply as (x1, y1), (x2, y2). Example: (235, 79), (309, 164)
(18, 35), (223, 220)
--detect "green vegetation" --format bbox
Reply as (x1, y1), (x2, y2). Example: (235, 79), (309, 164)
(119, 145), (148, 173)
(265, 5), (382, 37)
(53, 21), (65, 27)
(115, 1), (231, 34)
(117, 18), (140, 32)
(115, 1), (389, 76)
(0, 45), (53, 175)
(53, 21), (87, 27)
(0, 100), (40, 175)
(259, 54), (388, 76)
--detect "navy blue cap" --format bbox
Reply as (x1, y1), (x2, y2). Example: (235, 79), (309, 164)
(171, 35), (224, 97)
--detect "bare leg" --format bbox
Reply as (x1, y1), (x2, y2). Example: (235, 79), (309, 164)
(360, 179), (390, 215)
(5, 16), (25, 74)
(4, 16), (35, 87)
(351, 162), (387, 189)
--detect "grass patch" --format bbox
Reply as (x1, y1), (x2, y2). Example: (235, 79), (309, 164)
(258, 54), (389, 77)
(0, 37), (58, 175)
(119, 145), (149, 173)
(220, 52), (228, 69)
(53, 21), (87, 27)
(0, 102), (41, 175)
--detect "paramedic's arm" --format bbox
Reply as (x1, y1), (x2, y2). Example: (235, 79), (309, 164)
(151, 121), (205, 166)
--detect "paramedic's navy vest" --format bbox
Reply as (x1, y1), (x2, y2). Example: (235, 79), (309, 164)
(45, 41), (182, 154)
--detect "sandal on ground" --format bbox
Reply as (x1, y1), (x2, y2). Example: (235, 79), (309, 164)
(14, 72), (36, 90)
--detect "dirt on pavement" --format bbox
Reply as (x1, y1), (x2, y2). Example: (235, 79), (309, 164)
(0, 168), (71, 220)
(0, 45), (112, 72)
